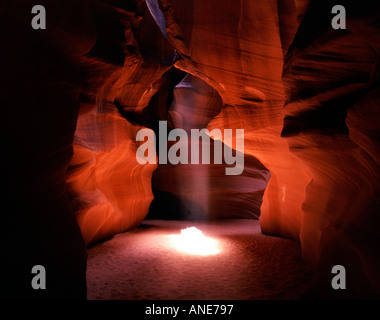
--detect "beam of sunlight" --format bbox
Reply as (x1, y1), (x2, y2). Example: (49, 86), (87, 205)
(168, 227), (220, 256)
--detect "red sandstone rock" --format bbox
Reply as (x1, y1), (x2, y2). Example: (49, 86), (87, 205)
(146, 0), (380, 297)
(2, 0), (380, 299)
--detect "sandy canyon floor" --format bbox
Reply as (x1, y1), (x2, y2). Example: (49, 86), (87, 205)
(87, 219), (315, 300)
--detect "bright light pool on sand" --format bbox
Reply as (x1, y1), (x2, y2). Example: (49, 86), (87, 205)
(168, 226), (221, 256)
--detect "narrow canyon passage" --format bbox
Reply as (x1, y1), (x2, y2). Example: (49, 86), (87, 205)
(86, 219), (314, 300)
(2, 1), (379, 300)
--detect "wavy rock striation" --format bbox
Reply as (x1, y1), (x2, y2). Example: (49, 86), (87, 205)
(143, 0), (380, 297)
(2, 0), (379, 298)
(282, 1), (380, 297)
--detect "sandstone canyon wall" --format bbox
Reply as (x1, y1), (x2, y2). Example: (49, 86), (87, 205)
(1, 0), (379, 298)
(282, 1), (380, 297)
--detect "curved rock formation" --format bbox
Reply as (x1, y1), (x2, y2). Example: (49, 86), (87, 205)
(67, 0), (169, 245)
(3, 0), (380, 299)
(69, 0), (272, 241)
(146, 73), (271, 220)
(142, 0), (380, 298)
(282, 1), (380, 297)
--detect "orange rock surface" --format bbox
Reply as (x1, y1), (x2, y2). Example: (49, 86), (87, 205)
(68, 0), (380, 296)
(3, 0), (380, 298)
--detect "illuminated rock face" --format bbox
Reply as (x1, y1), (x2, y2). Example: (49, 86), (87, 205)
(3, 0), (380, 298)
(154, 0), (312, 238)
(142, 0), (380, 297)
(67, 1), (167, 245)
(69, 0), (272, 239)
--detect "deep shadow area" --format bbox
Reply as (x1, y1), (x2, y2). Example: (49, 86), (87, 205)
(146, 141), (271, 220)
